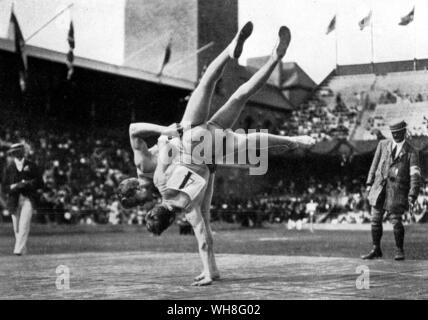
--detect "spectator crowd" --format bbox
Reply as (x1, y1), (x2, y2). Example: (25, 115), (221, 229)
(211, 175), (428, 228)
(1, 106), (427, 228)
(0, 114), (158, 226)
(278, 85), (428, 143)
(280, 94), (360, 142)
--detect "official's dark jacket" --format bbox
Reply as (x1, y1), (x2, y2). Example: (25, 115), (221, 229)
(1, 159), (43, 213)
(366, 139), (421, 213)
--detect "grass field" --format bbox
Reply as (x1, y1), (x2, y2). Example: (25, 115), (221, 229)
(0, 222), (427, 260)
(1, 223), (427, 299)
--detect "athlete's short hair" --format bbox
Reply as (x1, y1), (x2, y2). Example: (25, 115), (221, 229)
(145, 204), (176, 235)
(117, 178), (140, 208)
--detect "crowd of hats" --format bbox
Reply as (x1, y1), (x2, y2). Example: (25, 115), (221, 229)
(211, 174), (428, 226)
(279, 94), (360, 142)
(280, 83), (428, 142)
(1, 111), (427, 226)
(0, 119), (157, 225)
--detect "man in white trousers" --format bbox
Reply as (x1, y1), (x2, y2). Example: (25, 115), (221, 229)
(2, 143), (43, 255)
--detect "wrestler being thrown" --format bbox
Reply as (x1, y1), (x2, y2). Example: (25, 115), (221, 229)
(118, 22), (315, 286)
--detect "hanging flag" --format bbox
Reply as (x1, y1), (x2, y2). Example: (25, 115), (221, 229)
(66, 20), (75, 80)
(358, 11), (372, 30)
(158, 37), (172, 76)
(9, 11), (27, 92)
(399, 7), (415, 26)
(370, 76), (377, 91)
(326, 15), (336, 35)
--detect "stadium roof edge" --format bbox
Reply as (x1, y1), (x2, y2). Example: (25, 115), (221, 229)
(0, 38), (195, 91)
(336, 58), (428, 76)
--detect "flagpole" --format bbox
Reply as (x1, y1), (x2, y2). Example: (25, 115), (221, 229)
(335, 14), (338, 68)
(166, 42), (215, 71)
(126, 33), (172, 64)
(158, 37), (172, 76)
(158, 41), (215, 84)
(413, 5), (417, 71)
(370, 11), (374, 73)
(25, 3), (74, 43)
(335, 0), (339, 69)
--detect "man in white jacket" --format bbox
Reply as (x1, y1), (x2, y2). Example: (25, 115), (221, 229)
(2, 143), (43, 255)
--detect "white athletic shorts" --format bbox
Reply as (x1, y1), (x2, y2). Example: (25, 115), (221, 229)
(166, 165), (207, 201)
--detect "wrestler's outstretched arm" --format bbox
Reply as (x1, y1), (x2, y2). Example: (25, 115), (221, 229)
(129, 123), (160, 166)
(129, 122), (175, 139)
(193, 173), (220, 283)
(185, 204), (215, 286)
(129, 123), (181, 170)
(154, 176), (214, 286)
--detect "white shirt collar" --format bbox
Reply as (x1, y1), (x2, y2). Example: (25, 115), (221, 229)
(392, 140), (405, 148)
(14, 158), (25, 172)
(392, 140), (405, 157)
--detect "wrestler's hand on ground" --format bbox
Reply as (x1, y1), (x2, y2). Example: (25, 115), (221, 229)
(293, 136), (316, 149)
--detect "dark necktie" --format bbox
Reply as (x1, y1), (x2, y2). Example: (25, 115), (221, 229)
(392, 146), (397, 159)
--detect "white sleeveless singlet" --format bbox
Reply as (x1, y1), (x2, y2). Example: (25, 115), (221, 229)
(150, 130), (209, 203)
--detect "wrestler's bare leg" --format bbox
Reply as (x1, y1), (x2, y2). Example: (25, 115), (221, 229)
(208, 26), (290, 130)
(203, 26), (314, 156)
(221, 131), (315, 159)
(194, 173), (220, 282)
(180, 22), (253, 126)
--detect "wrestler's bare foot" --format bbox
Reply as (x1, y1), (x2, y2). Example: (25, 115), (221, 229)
(293, 135), (316, 149)
(229, 21), (253, 59)
(194, 271), (220, 282)
(273, 26), (291, 60)
(191, 276), (213, 286)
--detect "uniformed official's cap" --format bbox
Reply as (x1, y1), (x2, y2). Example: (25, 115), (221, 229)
(389, 121), (407, 133)
(7, 143), (25, 154)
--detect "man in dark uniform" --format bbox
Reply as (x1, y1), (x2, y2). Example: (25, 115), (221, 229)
(362, 121), (421, 261)
(1, 143), (43, 255)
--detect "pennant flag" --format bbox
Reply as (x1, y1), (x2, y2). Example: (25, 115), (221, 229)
(358, 11), (372, 30)
(399, 7), (414, 26)
(66, 20), (75, 80)
(370, 77), (377, 91)
(9, 11), (27, 92)
(326, 15), (336, 35)
(158, 38), (172, 76)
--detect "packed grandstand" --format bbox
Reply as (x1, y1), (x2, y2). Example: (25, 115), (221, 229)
(1, 56), (428, 227)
